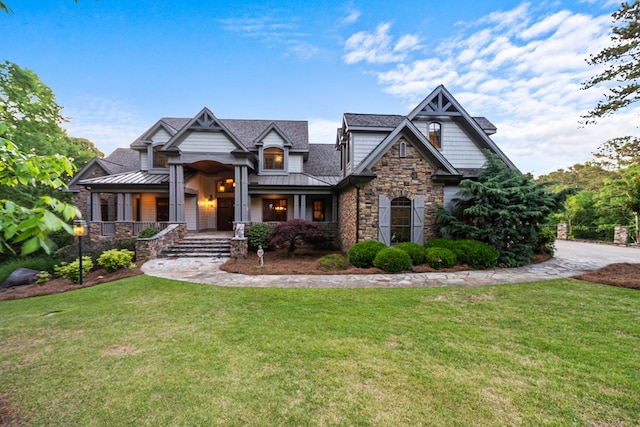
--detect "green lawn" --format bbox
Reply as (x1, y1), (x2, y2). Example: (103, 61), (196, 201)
(1, 277), (639, 426)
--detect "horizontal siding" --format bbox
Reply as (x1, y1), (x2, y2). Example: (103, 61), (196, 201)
(180, 131), (236, 153)
(151, 128), (171, 144)
(440, 122), (487, 169)
(140, 193), (156, 222)
(250, 197), (262, 222)
(289, 154), (303, 173)
(262, 130), (284, 147)
(353, 132), (386, 168)
(140, 152), (148, 170)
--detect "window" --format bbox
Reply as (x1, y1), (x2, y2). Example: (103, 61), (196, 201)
(399, 140), (407, 158)
(390, 197), (411, 244)
(156, 197), (169, 222)
(153, 146), (169, 168)
(264, 147), (284, 170)
(313, 200), (324, 221)
(428, 122), (441, 149)
(263, 199), (287, 222)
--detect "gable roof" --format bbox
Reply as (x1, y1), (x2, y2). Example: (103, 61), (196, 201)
(221, 119), (308, 150)
(67, 148), (140, 191)
(354, 118), (459, 177)
(407, 85), (515, 168)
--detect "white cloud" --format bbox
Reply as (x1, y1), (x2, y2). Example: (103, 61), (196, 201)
(343, 2), (628, 176)
(63, 97), (149, 157)
(341, 7), (361, 24)
(308, 118), (341, 145)
(343, 22), (420, 64)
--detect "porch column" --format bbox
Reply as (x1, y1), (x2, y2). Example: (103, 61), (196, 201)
(300, 194), (306, 220)
(117, 193), (125, 221)
(294, 195), (300, 219)
(124, 193), (133, 221)
(91, 193), (102, 222)
(235, 165), (250, 221)
(169, 164), (185, 222)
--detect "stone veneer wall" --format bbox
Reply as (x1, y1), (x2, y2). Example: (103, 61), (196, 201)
(135, 223), (187, 261)
(338, 188), (358, 252)
(342, 140), (444, 251)
(614, 226), (629, 245)
(72, 166), (109, 221)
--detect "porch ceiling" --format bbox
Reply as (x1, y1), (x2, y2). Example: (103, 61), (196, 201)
(186, 160), (234, 174)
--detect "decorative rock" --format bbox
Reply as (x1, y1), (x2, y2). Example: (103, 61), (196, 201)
(1, 268), (40, 288)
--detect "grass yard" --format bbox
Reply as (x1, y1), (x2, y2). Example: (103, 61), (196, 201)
(1, 276), (639, 426)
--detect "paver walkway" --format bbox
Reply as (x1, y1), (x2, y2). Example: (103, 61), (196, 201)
(141, 240), (640, 288)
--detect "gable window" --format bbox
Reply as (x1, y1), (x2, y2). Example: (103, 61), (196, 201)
(313, 200), (324, 221)
(399, 140), (407, 158)
(263, 199), (287, 222)
(156, 197), (169, 222)
(153, 146), (169, 168)
(390, 197), (411, 244)
(428, 122), (441, 149)
(264, 147), (284, 170)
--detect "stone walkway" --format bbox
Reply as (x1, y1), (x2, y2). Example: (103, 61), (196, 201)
(141, 240), (640, 289)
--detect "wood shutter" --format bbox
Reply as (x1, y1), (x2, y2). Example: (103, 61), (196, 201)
(378, 194), (390, 246)
(411, 195), (425, 245)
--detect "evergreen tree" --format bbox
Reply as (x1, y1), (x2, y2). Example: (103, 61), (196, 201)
(438, 153), (558, 267)
(582, 1), (640, 122)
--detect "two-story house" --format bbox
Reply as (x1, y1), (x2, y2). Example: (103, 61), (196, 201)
(69, 85), (516, 252)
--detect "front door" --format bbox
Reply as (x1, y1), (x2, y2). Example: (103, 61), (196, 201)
(217, 197), (234, 231)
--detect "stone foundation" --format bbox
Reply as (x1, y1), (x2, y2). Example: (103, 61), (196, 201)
(230, 238), (248, 258)
(557, 223), (568, 240)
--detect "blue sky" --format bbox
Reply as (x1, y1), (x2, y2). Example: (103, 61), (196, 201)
(4, 0), (634, 176)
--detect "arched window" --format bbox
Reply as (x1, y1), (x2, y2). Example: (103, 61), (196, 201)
(399, 140), (407, 158)
(264, 147), (284, 170)
(390, 197), (411, 244)
(428, 122), (441, 149)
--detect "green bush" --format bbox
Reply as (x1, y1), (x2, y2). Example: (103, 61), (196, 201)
(55, 239), (136, 264)
(535, 228), (556, 257)
(425, 238), (457, 250)
(54, 257), (93, 283)
(348, 240), (387, 268)
(248, 223), (272, 251)
(394, 242), (428, 265)
(138, 227), (160, 238)
(0, 256), (59, 284)
(425, 247), (457, 269)
(317, 253), (349, 271)
(97, 249), (135, 273)
(373, 248), (412, 273)
(453, 239), (499, 269)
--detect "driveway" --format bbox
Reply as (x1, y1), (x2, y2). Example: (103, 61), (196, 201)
(141, 240), (640, 288)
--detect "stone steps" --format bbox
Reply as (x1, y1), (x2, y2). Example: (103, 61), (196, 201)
(162, 237), (231, 258)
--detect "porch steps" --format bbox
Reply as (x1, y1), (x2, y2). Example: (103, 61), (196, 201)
(162, 236), (232, 258)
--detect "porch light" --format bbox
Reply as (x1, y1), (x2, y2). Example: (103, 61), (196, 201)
(218, 183), (225, 193)
(73, 220), (88, 285)
(207, 194), (214, 208)
(73, 219), (87, 237)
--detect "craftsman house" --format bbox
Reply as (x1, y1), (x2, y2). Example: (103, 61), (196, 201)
(69, 85), (516, 253)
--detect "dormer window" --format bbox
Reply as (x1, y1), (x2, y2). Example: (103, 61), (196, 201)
(153, 145), (169, 168)
(264, 147), (284, 170)
(428, 122), (441, 149)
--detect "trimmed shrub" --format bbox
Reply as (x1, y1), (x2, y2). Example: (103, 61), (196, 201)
(373, 248), (412, 273)
(453, 239), (499, 269)
(266, 219), (328, 256)
(54, 257), (93, 283)
(394, 242), (428, 265)
(425, 247), (457, 269)
(535, 228), (556, 257)
(97, 249), (135, 273)
(348, 240), (387, 268)
(138, 227), (160, 238)
(317, 253), (349, 271)
(55, 239), (136, 265)
(248, 223), (272, 251)
(425, 238), (457, 250)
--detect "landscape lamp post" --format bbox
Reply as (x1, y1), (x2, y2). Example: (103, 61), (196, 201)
(73, 220), (88, 285)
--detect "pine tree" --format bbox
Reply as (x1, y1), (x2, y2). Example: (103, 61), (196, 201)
(438, 153), (558, 267)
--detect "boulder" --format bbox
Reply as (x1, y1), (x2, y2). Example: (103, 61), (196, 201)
(1, 268), (40, 288)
